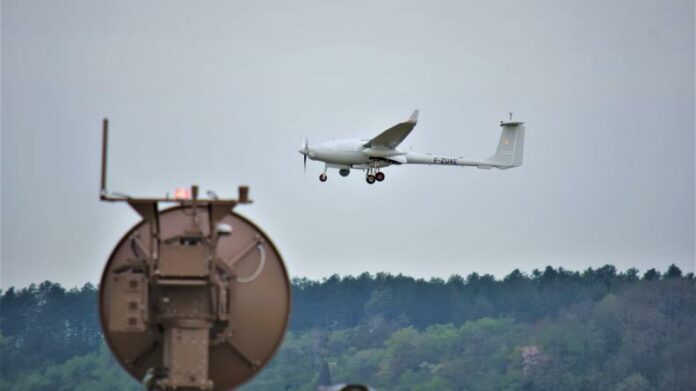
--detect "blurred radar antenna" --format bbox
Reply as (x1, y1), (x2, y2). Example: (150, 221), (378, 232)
(206, 190), (219, 200)
(98, 117), (291, 391)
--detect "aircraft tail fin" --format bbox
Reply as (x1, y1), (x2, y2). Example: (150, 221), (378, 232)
(488, 121), (525, 168)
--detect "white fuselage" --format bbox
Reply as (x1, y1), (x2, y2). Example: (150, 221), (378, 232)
(302, 138), (504, 169)
(307, 139), (373, 166)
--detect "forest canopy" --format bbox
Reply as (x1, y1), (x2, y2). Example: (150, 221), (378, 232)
(1, 264), (694, 390)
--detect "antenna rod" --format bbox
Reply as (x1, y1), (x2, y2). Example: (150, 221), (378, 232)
(101, 118), (108, 196)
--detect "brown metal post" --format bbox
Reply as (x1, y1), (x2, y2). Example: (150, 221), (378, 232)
(238, 186), (249, 203)
(101, 118), (109, 197)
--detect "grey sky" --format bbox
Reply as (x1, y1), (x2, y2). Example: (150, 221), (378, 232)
(2, 0), (694, 289)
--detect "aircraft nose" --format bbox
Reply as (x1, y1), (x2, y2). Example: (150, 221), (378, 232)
(299, 148), (315, 158)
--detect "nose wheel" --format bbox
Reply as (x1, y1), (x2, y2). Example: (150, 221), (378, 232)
(366, 175), (376, 184)
(375, 172), (385, 182)
(319, 173), (327, 182)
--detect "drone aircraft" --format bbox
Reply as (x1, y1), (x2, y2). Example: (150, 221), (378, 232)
(299, 110), (525, 184)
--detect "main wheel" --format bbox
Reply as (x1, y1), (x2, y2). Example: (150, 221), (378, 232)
(375, 172), (385, 182)
(319, 174), (327, 182)
(366, 175), (376, 184)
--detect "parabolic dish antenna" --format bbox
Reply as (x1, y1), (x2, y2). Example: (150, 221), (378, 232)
(97, 119), (290, 390)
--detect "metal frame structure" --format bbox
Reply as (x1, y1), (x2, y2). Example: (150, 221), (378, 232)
(98, 119), (291, 391)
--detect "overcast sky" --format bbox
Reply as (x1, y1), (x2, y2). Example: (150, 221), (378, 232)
(2, 0), (694, 289)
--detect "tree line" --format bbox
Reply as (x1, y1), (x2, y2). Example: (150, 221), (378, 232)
(1, 264), (694, 390)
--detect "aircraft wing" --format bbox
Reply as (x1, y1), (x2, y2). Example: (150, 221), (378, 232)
(363, 110), (419, 149)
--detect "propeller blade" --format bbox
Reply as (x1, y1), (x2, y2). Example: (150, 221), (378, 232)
(302, 137), (309, 173)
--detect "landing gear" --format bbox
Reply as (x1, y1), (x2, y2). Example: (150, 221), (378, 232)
(319, 173), (327, 182)
(365, 166), (384, 185)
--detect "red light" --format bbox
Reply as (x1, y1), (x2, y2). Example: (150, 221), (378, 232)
(173, 187), (191, 200)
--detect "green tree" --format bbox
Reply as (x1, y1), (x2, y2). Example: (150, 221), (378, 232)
(614, 373), (652, 391)
(664, 264), (682, 279)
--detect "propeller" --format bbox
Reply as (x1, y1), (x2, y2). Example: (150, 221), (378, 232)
(302, 137), (309, 172)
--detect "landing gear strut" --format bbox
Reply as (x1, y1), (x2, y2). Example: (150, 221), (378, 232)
(365, 166), (384, 185)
